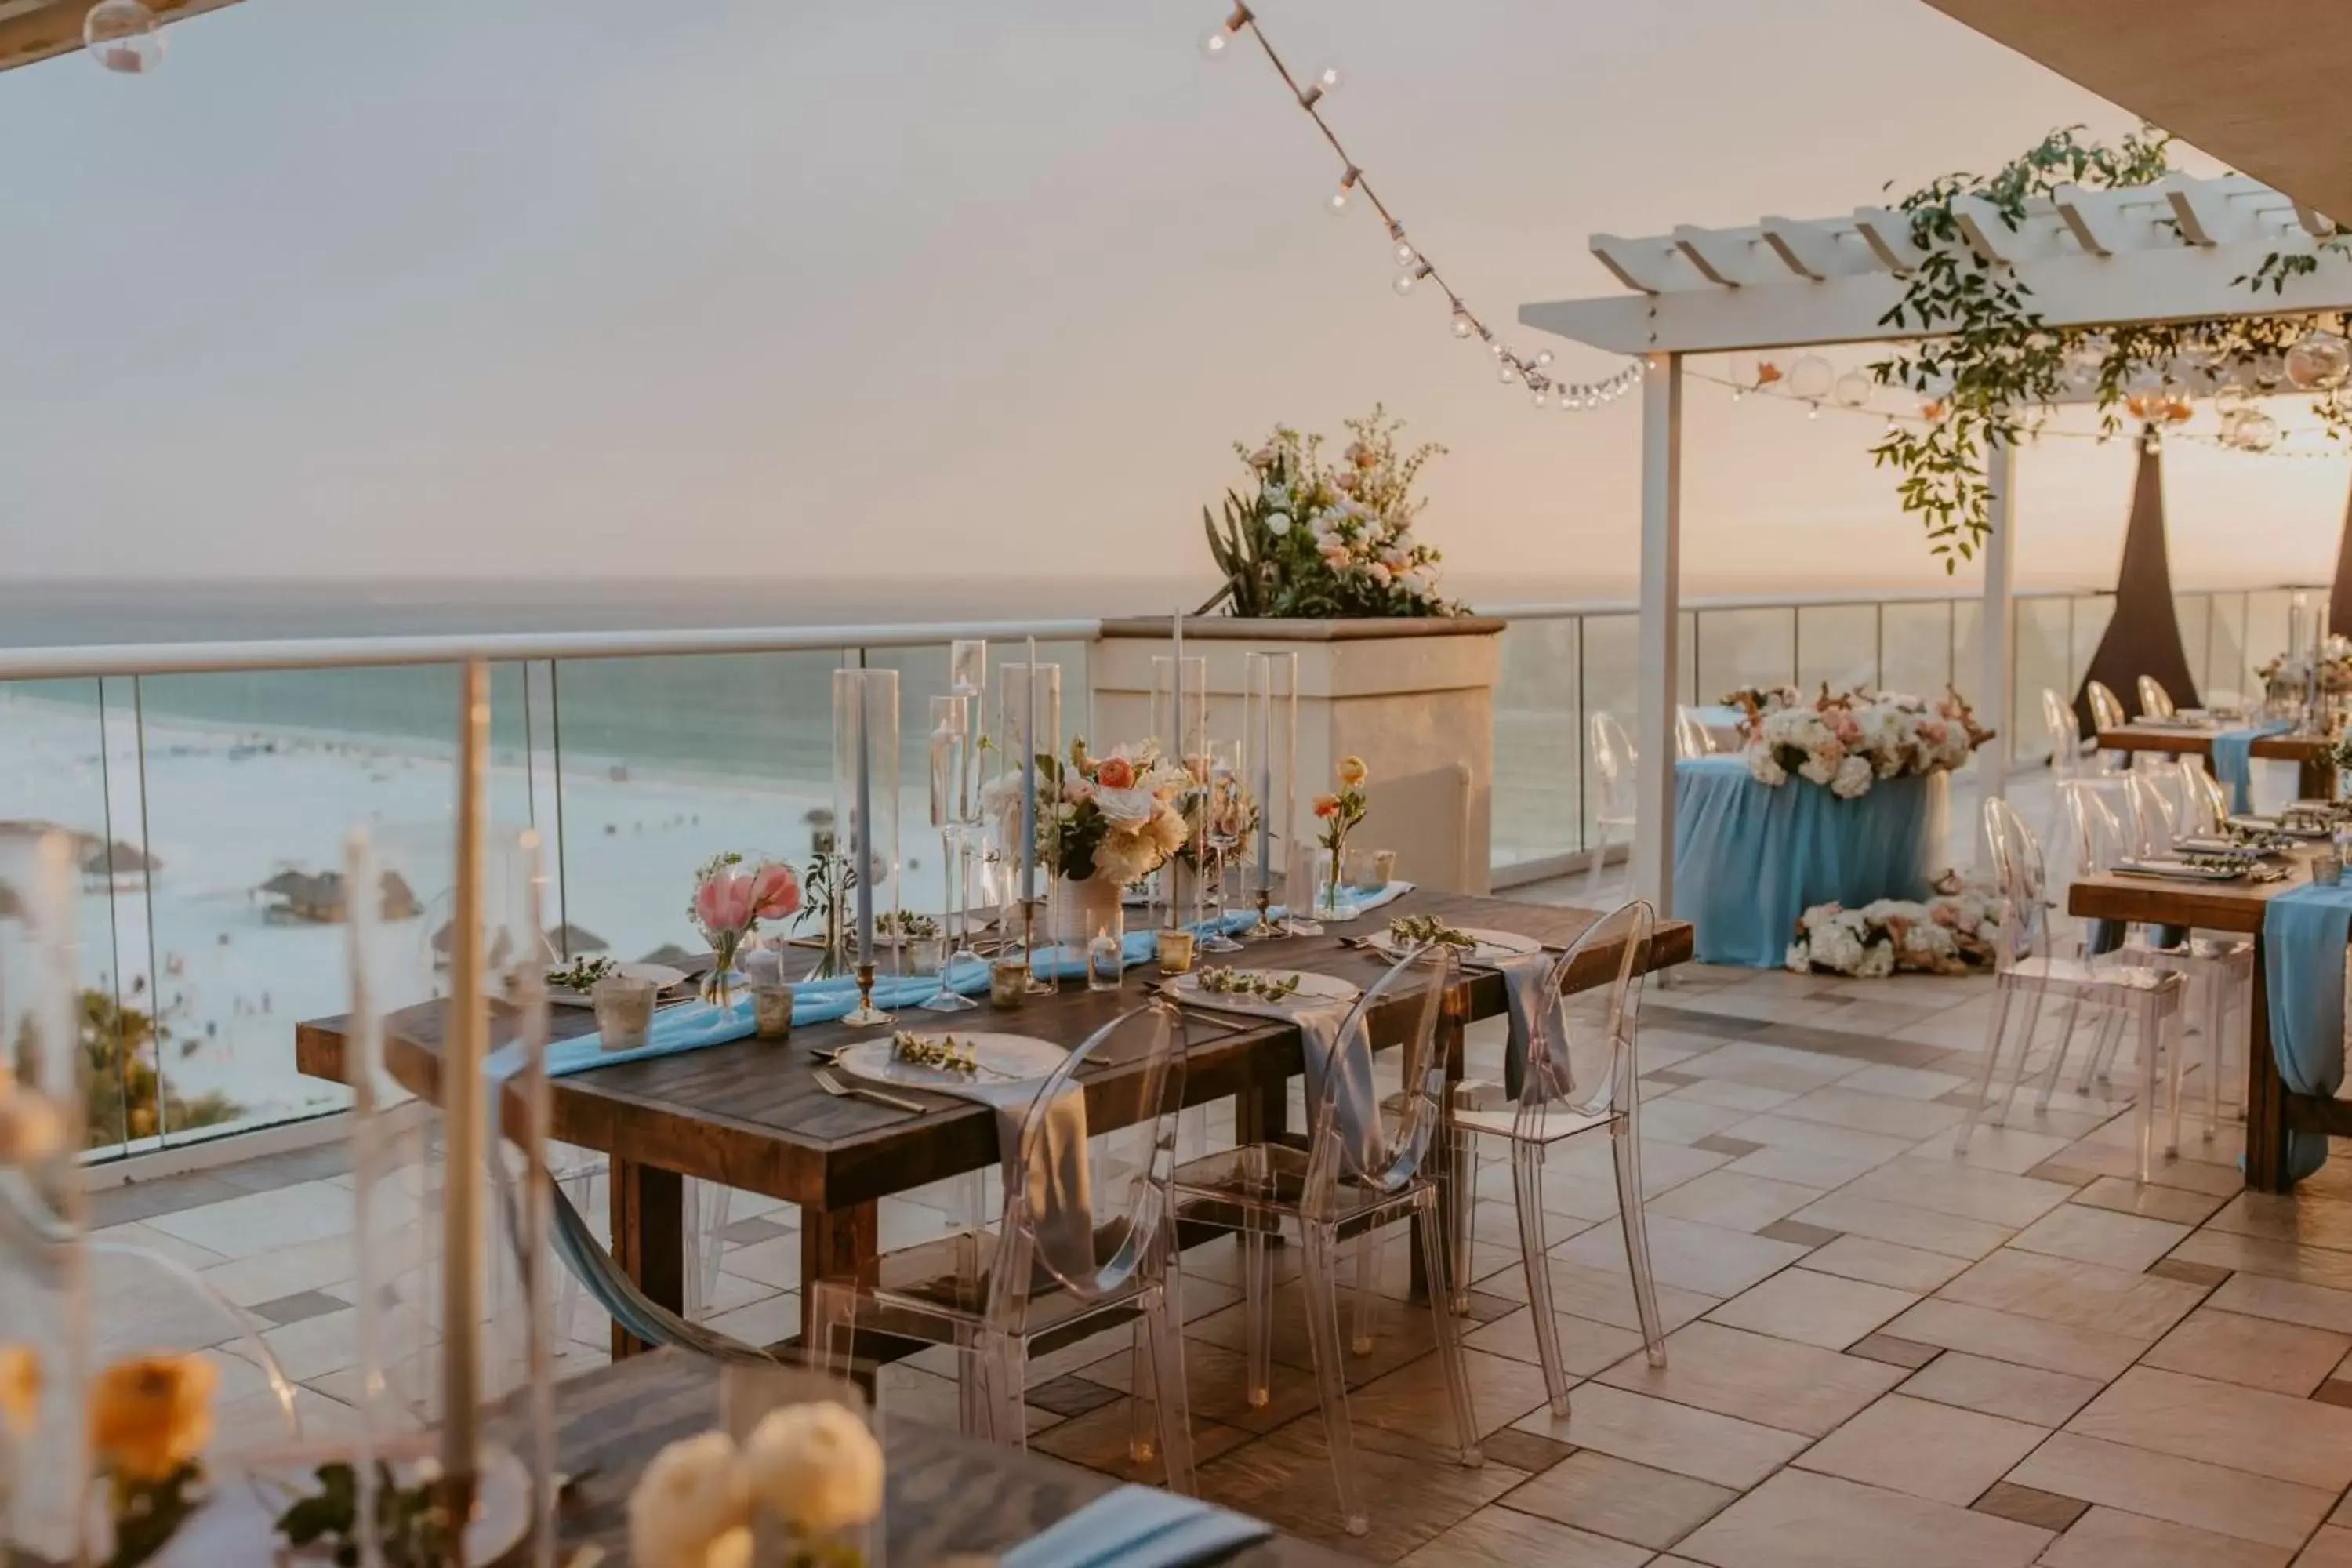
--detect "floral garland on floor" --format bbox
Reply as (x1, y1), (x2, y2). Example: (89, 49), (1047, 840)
(1784, 875), (2005, 977)
(1733, 684), (1990, 798)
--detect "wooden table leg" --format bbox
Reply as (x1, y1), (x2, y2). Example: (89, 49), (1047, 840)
(2299, 757), (2333, 802)
(798, 1200), (879, 1352)
(2245, 937), (2292, 1193)
(1237, 1070), (1288, 1146)
(610, 1157), (685, 1359)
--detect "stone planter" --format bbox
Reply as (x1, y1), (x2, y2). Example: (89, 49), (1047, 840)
(1091, 616), (1506, 895)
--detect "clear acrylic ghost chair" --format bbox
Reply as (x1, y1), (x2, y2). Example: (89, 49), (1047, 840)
(2086, 679), (2128, 732)
(809, 1002), (1196, 1492)
(1448, 901), (1662, 1417)
(1588, 712), (1640, 891)
(2136, 675), (2178, 719)
(1673, 706), (1716, 760)
(1171, 943), (1480, 1537)
(1958, 797), (2187, 1181)
(547, 1161), (742, 1350)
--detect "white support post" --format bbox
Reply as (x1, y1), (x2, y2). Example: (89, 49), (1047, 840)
(1633, 352), (1683, 917)
(1977, 436), (2016, 864)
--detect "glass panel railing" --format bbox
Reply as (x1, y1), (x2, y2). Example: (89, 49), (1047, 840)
(1693, 607), (1795, 703)
(2208, 590), (2251, 702)
(1880, 601), (1955, 700)
(1795, 604), (1878, 693)
(1493, 616), (1583, 870)
(1581, 613), (1639, 855)
(2013, 598), (2073, 762)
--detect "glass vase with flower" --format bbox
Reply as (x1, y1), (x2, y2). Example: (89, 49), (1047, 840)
(691, 852), (804, 1009)
(1312, 756), (1370, 920)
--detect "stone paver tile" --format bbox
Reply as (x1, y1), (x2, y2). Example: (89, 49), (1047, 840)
(248, 1289), (347, 1328)
(1196, 1412), (1527, 1553)
(1936, 1247), (2205, 1341)
(198, 1233), (360, 1307)
(2205, 1191), (2352, 1254)
(2148, 1257), (2234, 1287)
(1351, 1348), (1556, 1441)
(1838, 1063), (1969, 1101)
(1595, 1321), (1904, 1438)
(1396, 1505), (1651, 1567)
(2071, 1175), (2232, 1226)
(2038, 1505), (2293, 1567)
(1502, 1449), (1736, 1550)
(1968, 1480), (2085, 1531)
(1880, 1299), (2147, 1381)
(1641, 1095), (1765, 1146)
(1906, 1123), (2078, 1174)
(1462, 1307), (1646, 1377)
(1722, 1143), (1899, 1190)
(1792, 1392), (2044, 1505)
(1666, 1078), (1797, 1113)
(1788, 1192), (2014, 1261)
(1516, 1382), (1807, 1490)
(1896, 1351), (2103, 1426)
(2140, 1308), (2350, 1397)
(1769, 1087), (1966, 1141)
(1846, 1332), (1941, 1369)
(1838, 1158), (2077, 1229)
(2171, 1230), (2352, 1292)
(89, 1220), (227, 1272)
(2005, 1432), (2333, 1550)
(1718, 1113), (1919, 1166)
(143, 1181), (357, 1259)
(2297, 1526), (2352, 1567)
(2007, 1204), (2190, 1273)
(1646, 1169), (1820, 1233)
(1555, 1214), (1809, 1299)
(1704, 1266), (1916, 1350)
(2064, 1365), (2352, 1492)
(1477, 1426), (1573, 1475)
(1753, 1218), (1842, 1249)
(1033, 1402), (1253, 1489)
(2055, 1138), (2245, 1195)
(1799, 1235), (1970, 1293)
(1675, 1468), (2050, 1568)
(2208, 1272), (2352, 1334)
(1475, 1255), (1721, 1336)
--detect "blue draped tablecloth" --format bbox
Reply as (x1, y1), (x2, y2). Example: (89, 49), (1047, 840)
(1673, 754), (1942, 968)
(2259, 883), (2351, 1183)
(2212, 720), (2294, 814)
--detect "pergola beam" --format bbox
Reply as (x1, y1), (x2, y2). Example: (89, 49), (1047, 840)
(0, 0), (246, 73)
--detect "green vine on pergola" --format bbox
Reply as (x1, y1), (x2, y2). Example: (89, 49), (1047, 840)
(1867, 125), (2352, 568)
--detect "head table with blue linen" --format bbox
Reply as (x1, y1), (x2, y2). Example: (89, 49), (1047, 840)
(2259, 880), (2352, 1183)
(1673, 753), (1946, 968)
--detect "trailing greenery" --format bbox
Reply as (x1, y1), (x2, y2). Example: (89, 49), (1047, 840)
(1867, 126), (2352, 566)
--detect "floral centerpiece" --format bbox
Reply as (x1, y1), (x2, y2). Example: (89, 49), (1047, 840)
(91, 1352), (219, 1567)
(1200, 407), (1465, 619)
(628, 1400), (884, 1568)
(1735, 684), (1990, 799)
(1784, 875), (2004, 978)
(982, 738), (1191, 942)
(2258, 633), (2352, 699)
(1312, 755), (1370, 917)
(690, 853), (803, 1007)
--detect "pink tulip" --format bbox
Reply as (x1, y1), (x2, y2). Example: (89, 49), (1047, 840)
(750, 861), (802, 921)
(695, 873), (728, 932)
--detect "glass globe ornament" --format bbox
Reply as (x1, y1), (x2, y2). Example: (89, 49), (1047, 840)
(2286, 329), (2351, 392)
(85, 0), (162, 74)
(1787, 355), (1835, 401)
(2212, 382), (2252, 416)
(1832, 372), (1872, 408)
(2234, 410), (2281, 452)
(2252, 354), (2286, 391)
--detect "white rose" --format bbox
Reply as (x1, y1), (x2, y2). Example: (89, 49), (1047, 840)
(1367, 562), (1392, 587)
(1784, 941), (1811, 974)
(1856, 939), (1895, 978)
(1265, 512), (1293, 536)
(1744, 746), (1787, 786)
(1831, 755), (1874, 798)
(629, 1432), (752, 1568)
(1090, 784), (1159, 829)
(742, 1402), (885, 1537)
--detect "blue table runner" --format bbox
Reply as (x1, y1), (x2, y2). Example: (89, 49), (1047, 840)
(2259, 883), (2351, 1183)
(2212, 720), (2294, 814)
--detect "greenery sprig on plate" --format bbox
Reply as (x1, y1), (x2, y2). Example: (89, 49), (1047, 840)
(1388, 915), (1477, 950)
(545, 955), (618, 993)
(891, 1031), (978, 1073)
(1196, 967), (1304, 1002)
(878, 910), (940, 939)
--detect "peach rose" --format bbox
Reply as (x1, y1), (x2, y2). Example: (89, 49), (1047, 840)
(1094, 756), (1135, 790)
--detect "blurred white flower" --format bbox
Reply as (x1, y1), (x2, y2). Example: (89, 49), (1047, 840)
(629, 1432), (751, 1568)
(1265, 512), (1293, 536)
(742, 1403), (885, 1537)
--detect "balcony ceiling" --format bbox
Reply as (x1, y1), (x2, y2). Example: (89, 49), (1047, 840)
(0, 0), (245, 73)
(1920, 0), (2352, 226)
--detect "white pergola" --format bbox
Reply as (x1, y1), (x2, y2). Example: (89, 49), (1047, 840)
(1519, 171), (2352, 918)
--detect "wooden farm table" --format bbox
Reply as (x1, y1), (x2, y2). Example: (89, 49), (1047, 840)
(296, 889), (1691, 1356)
(2096, 724), (2335, 797)
(2069, 863), (2352, 1192)
(516, 1348), (1348, 1566)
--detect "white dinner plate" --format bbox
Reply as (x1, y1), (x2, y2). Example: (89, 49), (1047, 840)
(833, 1030), (1069, 1091)
(1361, 924), (1543, 964)
(2111, 858), (2245, 883)
(540, 960), (688, 1008)
(1169, 968), (1362, 1006)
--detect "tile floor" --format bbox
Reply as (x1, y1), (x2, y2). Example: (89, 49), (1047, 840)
(67, 843), (2352, 1566)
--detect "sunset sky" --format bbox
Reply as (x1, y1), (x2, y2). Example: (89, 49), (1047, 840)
(2, 0), (2346, 599)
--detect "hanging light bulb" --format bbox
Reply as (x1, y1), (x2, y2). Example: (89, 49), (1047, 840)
(1806, 403), (1821, 419)
(1316, 64), (1341, 90)
(1500, 364), (1519, 386)
(1535, 349), (1555, 368)
(1200, 3), (1250, 60)
(1531, 388), (1548, 408)
(1394, 242), (1416, 267)
(1326, 165), (1359, 216)
(1832, 372), (1872, 408)
(85, 0), (162, 73)
(1392, 271), (1416, 296)
(1450, 310), (1474, 339)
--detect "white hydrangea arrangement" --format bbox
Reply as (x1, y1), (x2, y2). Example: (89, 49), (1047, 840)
(1735, 684), (1988, 799)
(627, 1401), (884, 1568)
(1783, 877), (2005, 977)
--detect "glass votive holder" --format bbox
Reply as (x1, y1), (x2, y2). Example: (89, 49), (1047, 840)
(906, 934), (944, 979)
(989, 957), (1030, 1010)
(1087, 915), (1125, 993)
(591, 974), (656, 1051)
(1156, 927), (1196, 975)
(2317, 856), (2344, 886)
(1346, 846), (1392, 895)
(751, 982), (796, 1040)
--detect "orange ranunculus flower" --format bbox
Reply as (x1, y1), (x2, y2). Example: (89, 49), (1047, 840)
(89, 1355), (216, 1482)
(1336, 755), (1367, 787)
(1312, 794), (1341, 818)
(1094, 756), (1135, 790)
(0, 1345), (38, 1439)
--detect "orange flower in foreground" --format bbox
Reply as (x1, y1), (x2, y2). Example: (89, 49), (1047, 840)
(89, 1355), (216, 1482)
(0, 1345), (38, 1439)
(1312, 794), (1341, 818)
(1094, 756), (1135, 790)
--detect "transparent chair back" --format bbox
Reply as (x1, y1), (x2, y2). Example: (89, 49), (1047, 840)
(2122, 771), (2180, 857)
(1515, 900), (1653, 1131)
(2063, 779), (2130, 877)
(2177, 756), (2227, 835)
(1589, 711), (1638, 816)
(2136, 675), (2177, 718)
(2042, 688), (2082, 772)
(1673, 706), (1715, 760)
(1301, 942), (1457, 1220)
(1983, 797), (2052, 973)
(2086, 680), (2127, 731)
(988, 1000), (1189, 1318)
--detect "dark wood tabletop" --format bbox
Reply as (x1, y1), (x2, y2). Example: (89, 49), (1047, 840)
(516, 1348), (1347, 1566)
(2070, 857), (2352, 1191)
(2095, 724), (2336, 797)
(297, 887), (1691, 1352)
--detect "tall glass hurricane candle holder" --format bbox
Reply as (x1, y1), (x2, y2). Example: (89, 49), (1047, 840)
(833, 667), (902, 1026)
(947, 639), (988, 972)
(1239, 652), (1280, 938)
(1197, 739), (1245, 954)
(1150, 652), (1208, 927)
(1000, 656), (1062, 992)
(923, 694), (978, 1011)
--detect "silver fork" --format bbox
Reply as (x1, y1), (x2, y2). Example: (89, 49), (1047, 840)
(814, 1068), (929, 1115)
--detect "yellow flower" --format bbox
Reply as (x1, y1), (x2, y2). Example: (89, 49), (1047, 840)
(0, 1345), (38, 1439)
(1337, 755), (1368, 788)
(89, 1355), (216, 1482)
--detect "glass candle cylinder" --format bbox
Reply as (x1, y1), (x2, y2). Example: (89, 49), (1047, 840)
(1088, 913), (1125, 991)
(989, 957), (1030, 1009)
(1156, 927), (1196, 975)
(592, 974), (656, 1051)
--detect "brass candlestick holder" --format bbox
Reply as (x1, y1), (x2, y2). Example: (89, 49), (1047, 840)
(1246, 887), (1279, 940)
(1020, 895), (1057, 994)
(843, 959), (895, 1027)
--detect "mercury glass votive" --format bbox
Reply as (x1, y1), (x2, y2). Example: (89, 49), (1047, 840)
(592, 974), (656, 1051)
(2318, 856), (2344, 886)
(1156, 927), (1196, 975)
(989, 957), (1030, 1010)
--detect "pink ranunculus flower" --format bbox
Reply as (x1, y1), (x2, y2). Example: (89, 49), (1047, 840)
(749, 862), (801, 922)
(1094, 756), (1135, 790)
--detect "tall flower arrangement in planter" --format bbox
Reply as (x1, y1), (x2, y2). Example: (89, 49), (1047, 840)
(1200, 407), (1464, 618)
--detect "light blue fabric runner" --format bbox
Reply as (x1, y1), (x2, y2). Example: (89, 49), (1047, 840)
(1001, 1485), (1273, 1568)
(2259, 883), (2350, 1183)
(1672, 754), (1940, 969)
(2212, 720), (2294, 814)
(532, 882), (1413, 1076)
